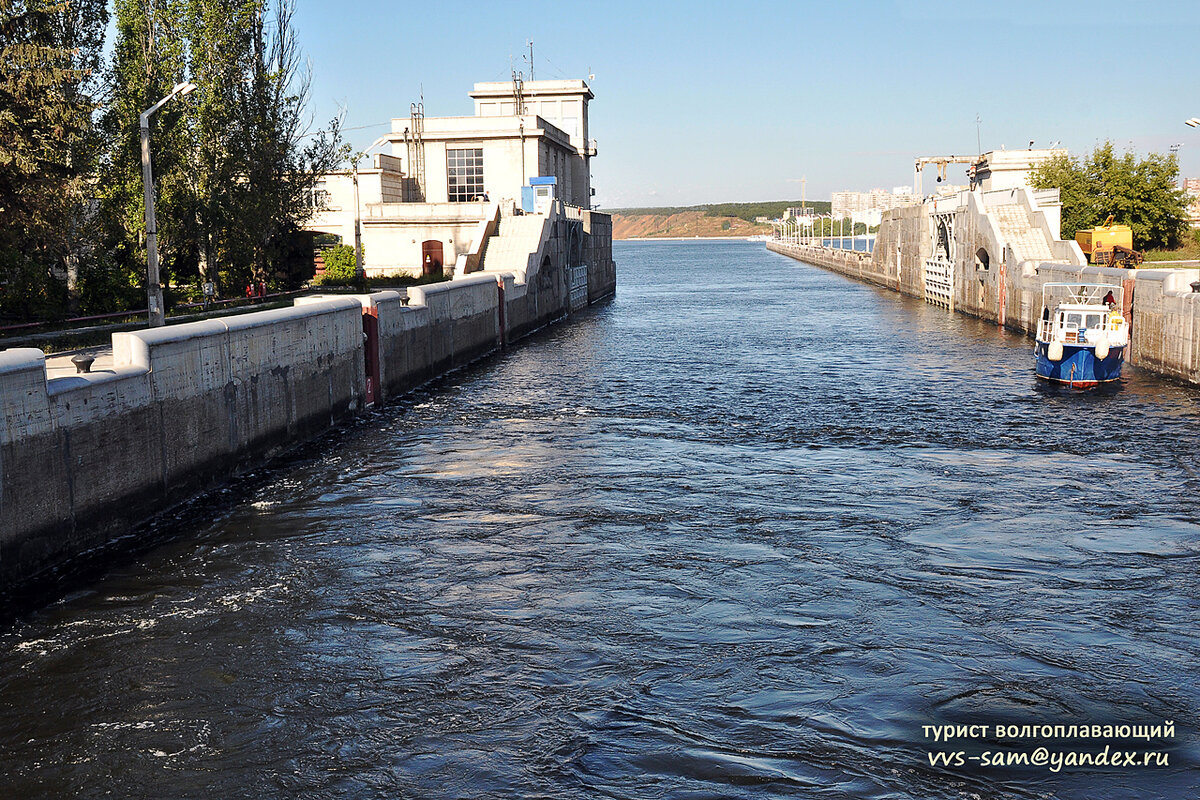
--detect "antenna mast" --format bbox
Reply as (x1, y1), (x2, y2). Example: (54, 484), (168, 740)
(512, 69), (525, 115)
(405, 99), (425, 201)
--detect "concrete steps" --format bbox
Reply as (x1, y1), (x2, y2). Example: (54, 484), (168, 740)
(991, 204), (1054, 263)
(479, 214), (547, 274)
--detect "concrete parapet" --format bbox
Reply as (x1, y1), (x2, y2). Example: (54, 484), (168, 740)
(407, 275), (502, 375)
(767, 241), (891, 290)
(0, 198), (617, 607)
(0, 299), (366, 604)
(0, 349), (55, 442)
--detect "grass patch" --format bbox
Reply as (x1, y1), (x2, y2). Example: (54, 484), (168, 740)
(1145, 242), (1200, 262)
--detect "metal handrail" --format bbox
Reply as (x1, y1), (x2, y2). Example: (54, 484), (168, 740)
(0, 308), (150, 333)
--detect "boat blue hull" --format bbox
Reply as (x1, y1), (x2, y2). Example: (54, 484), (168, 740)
(1035, 342), (1124, 387)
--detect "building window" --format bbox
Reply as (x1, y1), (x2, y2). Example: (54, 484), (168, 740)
(308, 180), (331, 210)
(447, 148), (484, 202)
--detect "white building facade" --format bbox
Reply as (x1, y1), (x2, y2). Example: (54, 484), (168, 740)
(306, 80), (598, 277)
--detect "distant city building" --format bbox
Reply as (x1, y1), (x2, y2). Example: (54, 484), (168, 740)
(831, 188), (920, 219)
(851, 208), (883, 228)
(1184, 178), (1200, 228)
(783, 206), (816, 220)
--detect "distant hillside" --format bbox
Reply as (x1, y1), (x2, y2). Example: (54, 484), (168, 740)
(613, 211), (770, 240)
(610, 200), (832, 240)
(613, 200), (832, 222)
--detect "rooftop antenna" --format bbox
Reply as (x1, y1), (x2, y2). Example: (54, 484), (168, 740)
(511, 67), (525, 115)
(406, 91), (425, 201)
(975, 113), (981, 156)
(527, 39), (534, 81)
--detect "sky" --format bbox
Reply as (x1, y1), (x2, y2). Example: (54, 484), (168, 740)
(288, 0), (1200, 210)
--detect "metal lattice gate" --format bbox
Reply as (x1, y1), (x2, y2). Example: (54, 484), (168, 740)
(923, 211), (955, 311)
(569, 264), (588, 310)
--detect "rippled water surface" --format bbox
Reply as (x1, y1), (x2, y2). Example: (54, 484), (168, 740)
(2, 240), (1199, 799)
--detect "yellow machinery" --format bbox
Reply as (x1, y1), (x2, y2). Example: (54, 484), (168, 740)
(1076, 216), (1134, 265)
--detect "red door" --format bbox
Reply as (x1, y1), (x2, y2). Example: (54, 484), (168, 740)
(362, 307), (380, 405)
(422, 240), (443, 277)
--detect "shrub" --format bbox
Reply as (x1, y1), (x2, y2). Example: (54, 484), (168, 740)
(317, 244), (359, 285)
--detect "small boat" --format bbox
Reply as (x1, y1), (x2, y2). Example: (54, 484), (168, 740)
(1034, 283), (1128, 388)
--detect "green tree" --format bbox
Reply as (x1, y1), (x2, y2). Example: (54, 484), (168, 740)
(182, 0), (257, 293)
(226, 0), (343, 290)
(1028, 151), (1093, 242)
(95, 0), (191, 312)
(0, 0), (107, 319)
(99, 0), (342, 309)
(1031, 142), (1188, 250)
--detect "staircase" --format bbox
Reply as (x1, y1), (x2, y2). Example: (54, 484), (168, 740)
(990, 204), (1055, 264)
(478, 214), (547, 276)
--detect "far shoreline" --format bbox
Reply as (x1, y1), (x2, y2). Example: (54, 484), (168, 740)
(616, 236), (765, 242)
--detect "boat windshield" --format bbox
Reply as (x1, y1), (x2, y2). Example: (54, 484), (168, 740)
(1084, 313), (1104, 329)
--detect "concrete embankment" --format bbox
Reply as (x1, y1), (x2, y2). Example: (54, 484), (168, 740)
(770, 189), (1200, 386)
(0, 220), (615, 605)
(767, 242), (895, 291)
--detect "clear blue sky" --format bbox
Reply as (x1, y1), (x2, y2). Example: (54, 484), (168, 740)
(290, 0), (1200, 209)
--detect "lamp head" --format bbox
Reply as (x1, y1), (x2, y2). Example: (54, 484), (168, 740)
(1187, 118), (1200, 128)
(175, 82), (198, 96)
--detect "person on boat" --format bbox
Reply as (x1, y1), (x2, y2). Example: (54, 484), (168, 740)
(1103, 290), (1115, 308)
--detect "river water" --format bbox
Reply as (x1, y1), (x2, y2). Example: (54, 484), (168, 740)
(1, 240), (1198, 799)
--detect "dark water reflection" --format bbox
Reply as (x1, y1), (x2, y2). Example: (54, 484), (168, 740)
(1, 240), (1198, 798)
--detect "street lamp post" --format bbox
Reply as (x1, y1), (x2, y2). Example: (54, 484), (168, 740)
(140, 81), (197, 327)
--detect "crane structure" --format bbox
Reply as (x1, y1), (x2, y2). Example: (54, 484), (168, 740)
(913, 155), (979, 197)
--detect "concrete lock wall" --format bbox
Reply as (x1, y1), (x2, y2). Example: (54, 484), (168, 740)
(770, 197), (1200, 388)
(0, 298), (365, 598)
(0, 221), (616, 602)
(583, 211), (617, 304)
(405, 275), (502, 378)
